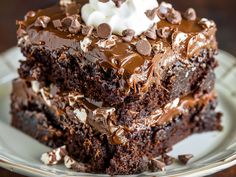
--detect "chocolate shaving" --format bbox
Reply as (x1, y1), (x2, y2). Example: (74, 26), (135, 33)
(156, 26), (171, 39)
(145, 8), (158, 20)
(61, 15), (81, 34)
(178, 154), (194, 164)
(149, 158), (166, 172)
(162, 154), (174, 165)
(24, 11), (36, 20)
(122, 29), (135, 42)
(136, 39), (152, 56)
(82, 25), (94, 37)
(144, 25), (157, 40)
(166, 9), (182, 25)
(97, 23), (112, 39)
(183, 8), (197, 21)
(34, 16), (51, 28)
(64, 155), (91, 172)
(52, 19), (62, 29)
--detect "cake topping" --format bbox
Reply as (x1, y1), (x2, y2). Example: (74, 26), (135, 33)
(149, 158), (166, 172)
(183, 8), (197, 21)
(41, 146), (67, 165)
(145, 7), (158, 20)
(156, 26), (171, 39)
(61, 15), (81, 34)
(122, 29), (135, 42)
(64, 155), (91, 172)
(97, 23), (112, 39)
(80, 37), (92, 52)
(96, 35), (118, 48)
(81, 0), (160, 35)
(112, 0), (126, 7)
(199, 18), (216, 29)
(24, 11), (36, 20)
(144, 25), (157, 40)
(136, 39), (152, 56)
(52, 19), (62, 29)
(34, 16), (51, 28)
(60, 0), (74, 7)
(166, 9), (182, 25)
(178, 154), (194, 164)
(82, 25), (94, 36)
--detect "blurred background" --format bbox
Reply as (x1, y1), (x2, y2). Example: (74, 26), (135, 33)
(0, 0), (236, 176)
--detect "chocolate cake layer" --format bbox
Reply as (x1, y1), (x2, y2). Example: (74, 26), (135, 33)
(11, 79), (222, 175)
(17, 2), (218, 106)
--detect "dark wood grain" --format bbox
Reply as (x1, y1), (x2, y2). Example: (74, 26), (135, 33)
(0, 0), (235, 176)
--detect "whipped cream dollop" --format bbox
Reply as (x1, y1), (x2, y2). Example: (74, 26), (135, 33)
(81, 0), (160, 36)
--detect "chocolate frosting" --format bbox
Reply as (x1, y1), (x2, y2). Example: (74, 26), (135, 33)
(17, 2), (218, 95)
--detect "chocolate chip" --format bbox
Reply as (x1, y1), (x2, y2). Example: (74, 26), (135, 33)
(82, 25), (94, 37)
(24, 11), (36, 20)
(34, 16), (51, 28)
(112, 0), (126, 7)
(183, 8), (197, 21)
(162, 154), (174, 165)
(136, 40), (152, 56)
(178, 154), (194, 164)
(156, 26), (171, 39)
(64, 155), (91, 172)
(149, 159), (166, 172)
(144, 25), (157, 40)
(145, 8), (158, 20)
(62, 15), (81, 34)
(122, 29), (135, 42)
(98, 0), (109, 2)
(97, 23), (112, 39)
(52, 19), (62, 28)
(166, 9), (182, 25)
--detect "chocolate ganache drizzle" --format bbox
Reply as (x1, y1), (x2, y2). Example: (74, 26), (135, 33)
(17, 0), (218, 95)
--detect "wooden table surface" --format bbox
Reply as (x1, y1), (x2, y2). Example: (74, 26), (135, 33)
(0, 0), (235, 176)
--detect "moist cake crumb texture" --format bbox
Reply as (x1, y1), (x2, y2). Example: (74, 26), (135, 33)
(11, 0), (222, 175)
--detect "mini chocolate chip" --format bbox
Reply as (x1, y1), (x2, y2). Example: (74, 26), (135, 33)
(144, 25), (157, 40)
(112, 0), (126, 7)
(136, 39), (152, 56)
(149, 159), (166, 172)
(156, 26), (171, 39)
(178, 154), (194, 164)
(52, 19), (62, 28)
(62, 15), (81, 34)
(82, 25), (94, 37)
(122, 29), (135, 42)
(183, 8), (197, 21)
(98, 0), (109, 2)
(24, 11), (36, 20)
(34, 16), (51, 28)
(97, 23), (112, 39)
(166, 9), (182, 25)
(145, 8), (158, 20)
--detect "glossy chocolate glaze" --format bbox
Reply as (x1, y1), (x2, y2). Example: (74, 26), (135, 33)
(17, 2), (218, 94)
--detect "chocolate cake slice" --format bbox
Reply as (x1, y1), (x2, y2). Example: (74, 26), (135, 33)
(11, 0), (222, 175)
(11, 79), (222, 174)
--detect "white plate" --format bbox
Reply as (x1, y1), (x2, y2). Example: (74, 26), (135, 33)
(0, 47), (236, 177)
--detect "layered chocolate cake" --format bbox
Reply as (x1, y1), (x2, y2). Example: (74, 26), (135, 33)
(12, 0), (222, 175)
